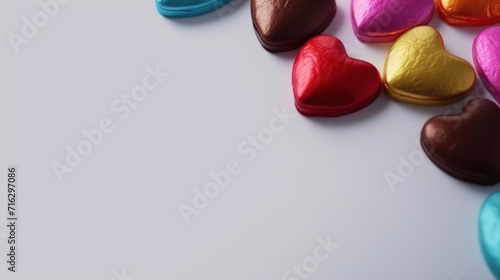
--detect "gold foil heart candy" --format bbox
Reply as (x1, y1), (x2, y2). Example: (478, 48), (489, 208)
(384, 26), (476, 106)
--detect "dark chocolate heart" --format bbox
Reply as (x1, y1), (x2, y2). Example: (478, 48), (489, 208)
(421, 99), (500, 185)
(251, 0), (337, 52)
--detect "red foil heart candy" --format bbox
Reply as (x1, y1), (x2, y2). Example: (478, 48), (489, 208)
(251, 0), (337, 52)
(292, 35), (382, 117)
(421, 98), (500, 185)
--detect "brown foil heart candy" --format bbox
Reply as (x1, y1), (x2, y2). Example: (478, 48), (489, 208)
(251, 0), (336, 52)
(421, 99), (500, 185)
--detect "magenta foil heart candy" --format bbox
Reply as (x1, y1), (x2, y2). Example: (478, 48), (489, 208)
(351, 0), (434, 42)
(474, 27), (500, 104)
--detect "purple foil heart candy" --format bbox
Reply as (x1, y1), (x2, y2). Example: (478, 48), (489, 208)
(351, 0), (434, 42)
(474, 27), (500, 104)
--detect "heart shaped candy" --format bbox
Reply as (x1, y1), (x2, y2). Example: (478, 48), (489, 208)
(351, 0), (434, 42)
(479, 192), (500, 279)
(474, 27), (500, 104)
(292, 35), (381, 117)
(437, 0), (500, 26)
(421, 99), (500, 185)
(251, 0), (336, 52)
(155, 0), (233, 17)
(384, 26), (476, 106)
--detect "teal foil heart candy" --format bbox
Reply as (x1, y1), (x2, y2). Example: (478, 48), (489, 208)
(155, 0), (234, 18)
(479, 192), (500, 279)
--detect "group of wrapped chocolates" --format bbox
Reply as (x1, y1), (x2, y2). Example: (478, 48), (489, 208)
(155, 0), (500, 278)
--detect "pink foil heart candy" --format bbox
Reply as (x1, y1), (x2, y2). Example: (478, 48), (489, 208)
(351, 0), (434, 42)
(474, 27), (500, 104)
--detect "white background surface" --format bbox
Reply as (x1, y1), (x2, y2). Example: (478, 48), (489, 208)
(2, 0), (500, 279)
